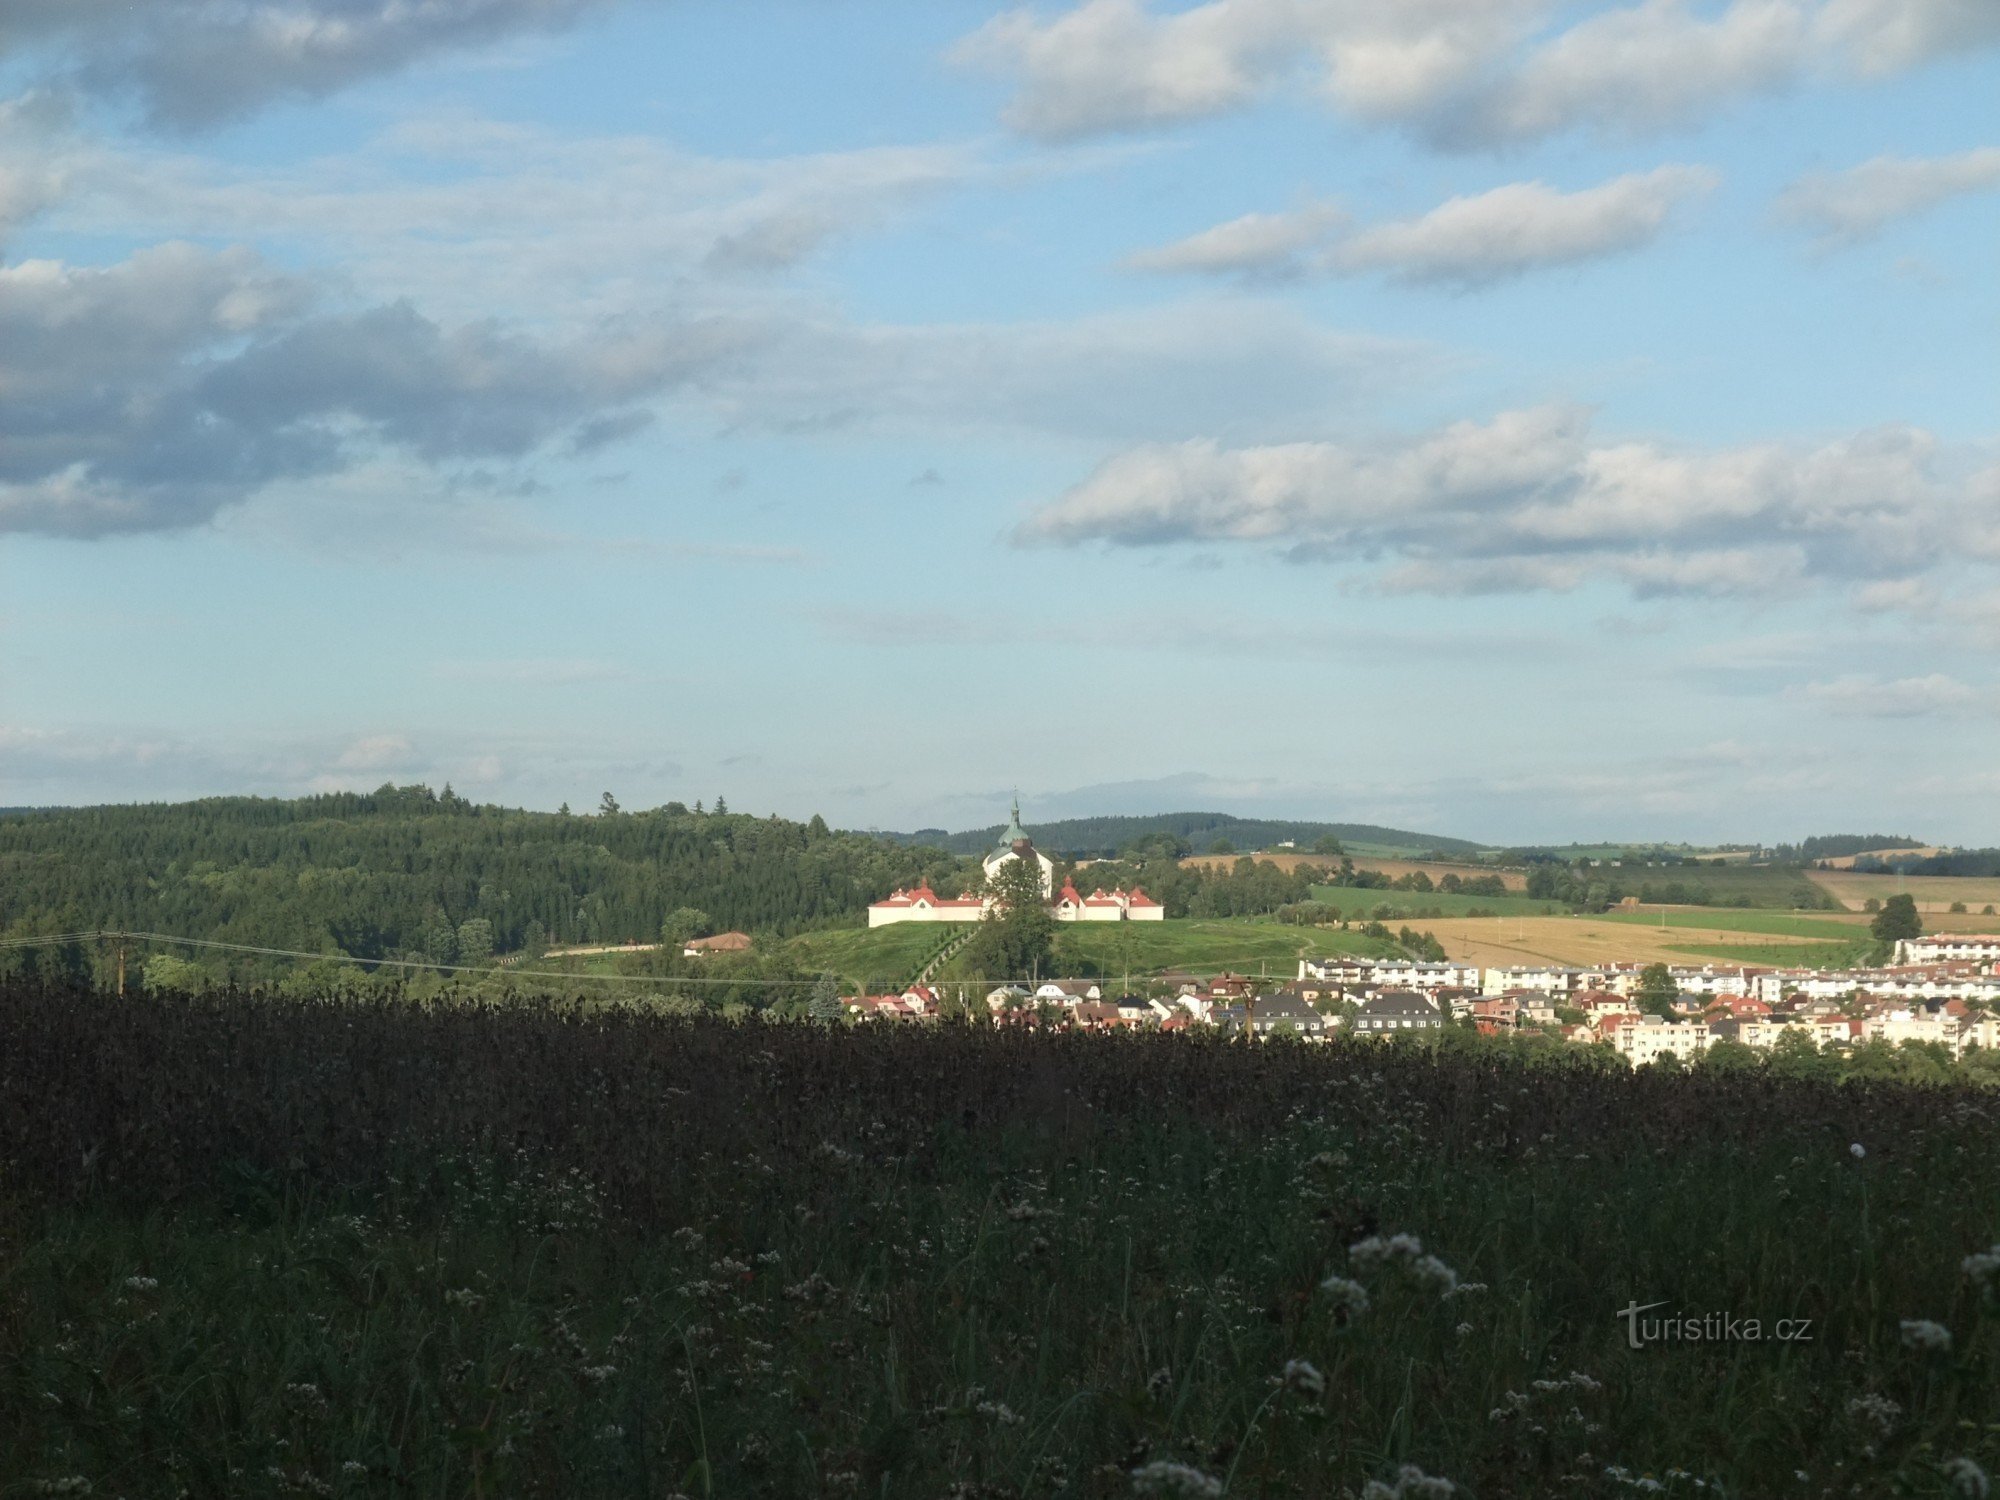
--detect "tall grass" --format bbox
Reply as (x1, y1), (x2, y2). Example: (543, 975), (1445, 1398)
(2, 981), (1996, 1498)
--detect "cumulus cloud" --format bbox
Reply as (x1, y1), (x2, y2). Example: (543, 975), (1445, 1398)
(1777, 147), (2000, 240)
(0, 243), (748, 537)
(1015, 406), (1996, 599)
(957, 0), (2000, 148)
(2, 0), (618, 130)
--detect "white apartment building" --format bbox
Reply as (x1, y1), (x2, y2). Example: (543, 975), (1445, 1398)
(1612, 1020), (1712, 1065)
(1896, 935), (2000, 965)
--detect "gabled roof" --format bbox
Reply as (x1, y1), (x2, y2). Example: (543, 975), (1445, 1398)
(1359, 989), (1440, 1016)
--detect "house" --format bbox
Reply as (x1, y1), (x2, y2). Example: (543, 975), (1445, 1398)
(1248, 992), (1330, 1039)
(1114, 994), (1153, 1023)
(985, 984), (1032, 1011)
(683, 930), (752, 956)
(1353, 990), (1444, 1034)
(1034, 979), (1102, 1006)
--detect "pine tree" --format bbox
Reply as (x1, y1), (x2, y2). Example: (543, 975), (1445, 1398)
(809, 971), (844, 1023)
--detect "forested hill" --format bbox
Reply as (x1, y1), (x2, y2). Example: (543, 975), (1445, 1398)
(878, 812), (1484, 859)
(0, 788), (960, 959)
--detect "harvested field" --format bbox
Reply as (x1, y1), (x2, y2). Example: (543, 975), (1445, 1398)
(1808, 869), (2000, 913)
(1418, 914), (1867, 969)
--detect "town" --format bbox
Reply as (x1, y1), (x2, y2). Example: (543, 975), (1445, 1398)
(844, 935), (2000, 1067)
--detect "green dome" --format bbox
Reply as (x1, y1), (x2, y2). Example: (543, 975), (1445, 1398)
(996, 795), (1028, 848)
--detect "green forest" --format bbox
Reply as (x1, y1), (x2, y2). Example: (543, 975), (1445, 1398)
(0, 787), (961, 962)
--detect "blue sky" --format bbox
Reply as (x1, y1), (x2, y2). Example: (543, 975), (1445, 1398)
(3, 0), (1998, 844)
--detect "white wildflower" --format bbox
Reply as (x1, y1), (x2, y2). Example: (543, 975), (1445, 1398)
(123, 1276), (158, 1293)
(1412, 1254), (1459, 1294)
(1962, 1246), (2000, 1289)
(1280, 1358), (1325, 1397)
(1361, 1465), (1455, 1499)
(1944, 1457), (1991, 1500)
(340, 1462), (366, 1475)
(1900, 1318), (1952, 1353)
(1849, 1142), (1866, 1160)
(1846, 1392), (1901, 1435)
(579, 1364), (617, 1384)
(1319, 1275), (1370, 1316)
(1130, 1460), (1223, 1498)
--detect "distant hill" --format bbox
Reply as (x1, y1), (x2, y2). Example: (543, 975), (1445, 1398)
(871, 812), (1484, 860)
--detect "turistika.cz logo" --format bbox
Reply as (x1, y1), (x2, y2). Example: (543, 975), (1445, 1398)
(1617, 1301), (1814, 1349)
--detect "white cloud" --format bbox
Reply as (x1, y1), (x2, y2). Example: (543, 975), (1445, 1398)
(1454, 0), (1807, 145)
(3, 0), (620, 130)
(1336, 166), (1715, 285)
(1016, 407), (1999, 599)
(957, 0), (2000, 148)
(1794, 673), (1993, 717)
(1125, 167), (1713, 285)
(1777, 147), (2000, 240)
(1123, 202), (1343, 277)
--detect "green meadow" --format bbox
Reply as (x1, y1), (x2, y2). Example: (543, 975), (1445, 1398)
(6, 984), (1998, 1500)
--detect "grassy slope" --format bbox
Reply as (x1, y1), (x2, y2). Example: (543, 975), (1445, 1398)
(1595, 909), (1868, 938)
(1310, 887), (1563, 918)
(1046, 919), (1396, 983)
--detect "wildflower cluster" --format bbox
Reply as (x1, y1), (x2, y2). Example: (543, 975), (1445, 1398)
(1349, 1232), (1460, 1294)
(1360, 1463), (1455, 1498)
(1129, 1460), (1224, 1498)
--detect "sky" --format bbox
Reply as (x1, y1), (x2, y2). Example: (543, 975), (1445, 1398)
(2, 0), (1997, 845)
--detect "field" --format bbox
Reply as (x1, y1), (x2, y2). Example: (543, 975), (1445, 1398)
(4, 981), (1998, 1499)
(1182, 854), (1526, 890)
(1808, 869), (2000, 915)
(1595, 909), (1871, 939)
(1414, 914), (1874, 969)
(1309, 888), (1563, 920)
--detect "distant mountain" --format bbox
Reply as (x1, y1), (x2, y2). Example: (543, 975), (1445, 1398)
(869, 812), (1484, 859)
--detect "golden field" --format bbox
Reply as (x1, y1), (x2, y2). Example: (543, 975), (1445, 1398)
(1806, 869), (2000, 914)
(1415, 913), (1868, 969)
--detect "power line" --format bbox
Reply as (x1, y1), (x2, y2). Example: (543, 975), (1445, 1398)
(0, 928), (1382, 990)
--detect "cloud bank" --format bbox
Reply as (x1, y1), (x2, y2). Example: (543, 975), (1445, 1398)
(2, 0), (620, 129)
(1015, 406), (1999, 599)
(957, 0), (2000, 148)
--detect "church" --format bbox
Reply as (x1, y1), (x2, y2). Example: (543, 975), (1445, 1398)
(868, 799), (1164, 927)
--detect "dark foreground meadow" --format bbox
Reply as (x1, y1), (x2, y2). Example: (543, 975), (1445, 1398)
(2, 983), (1997, 1500)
